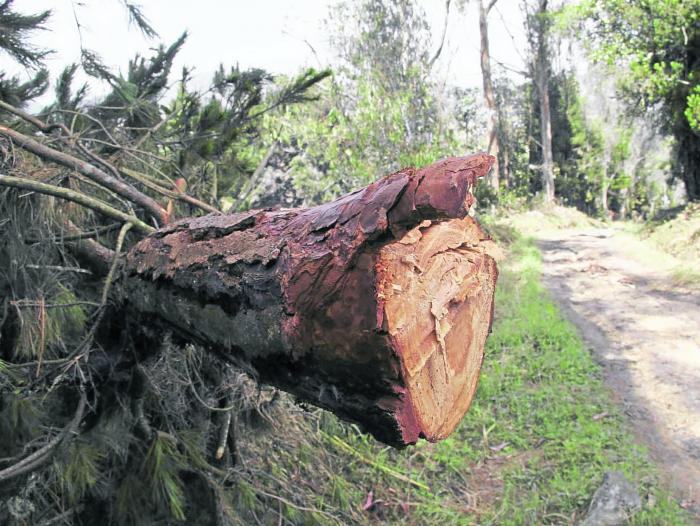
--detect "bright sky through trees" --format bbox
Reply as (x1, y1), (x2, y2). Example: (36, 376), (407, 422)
(4, 0), (528, 104)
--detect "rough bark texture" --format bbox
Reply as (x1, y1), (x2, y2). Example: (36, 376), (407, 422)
(123, 154), (499, 447)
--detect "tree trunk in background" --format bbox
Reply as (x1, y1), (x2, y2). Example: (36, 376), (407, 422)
(601, 176), (609, 214)
(502, 141), (510, 188)
(535, 0), (555, 202)
(677, 121), (700, 201)
(124, 154), (500, 448)
(479, 0), (500, 192)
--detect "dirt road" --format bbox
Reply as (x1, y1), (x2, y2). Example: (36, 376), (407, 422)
(535, 227), (700, 511)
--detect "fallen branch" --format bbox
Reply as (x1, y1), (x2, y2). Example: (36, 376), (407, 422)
(0, 125), (168, 224)
(0, 174), (155, 234)
(120, 166), (221, 215)
(101, 222), (133, 305)
(0, 391), (87, 483)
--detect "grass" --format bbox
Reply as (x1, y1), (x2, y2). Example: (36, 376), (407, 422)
(613, 203), (700, 288)
(225, 228), (692, 525)
(641, 203), (700, 287)
(488, 202), (602, 236)
(643, 203), (700, 262)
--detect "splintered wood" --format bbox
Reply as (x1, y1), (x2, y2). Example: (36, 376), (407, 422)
(377, 218), (498, 443)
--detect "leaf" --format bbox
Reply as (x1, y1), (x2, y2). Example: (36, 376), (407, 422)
(489, 441), (509, 452)
(362, 490), (374, 511)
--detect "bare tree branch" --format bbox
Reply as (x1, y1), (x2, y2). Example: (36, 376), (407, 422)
(0, 125), (168, 225)
(120, 166), (220, 215)
(0, 174), (155, 234)
(429, 0), (451, 69)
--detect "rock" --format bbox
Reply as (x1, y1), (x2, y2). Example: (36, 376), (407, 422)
(580, 471), (642, 526)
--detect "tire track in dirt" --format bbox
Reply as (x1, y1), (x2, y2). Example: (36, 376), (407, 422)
(535, 227), (700, 515)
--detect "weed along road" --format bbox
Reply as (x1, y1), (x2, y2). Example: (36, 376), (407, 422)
(535, 226), (700, 513)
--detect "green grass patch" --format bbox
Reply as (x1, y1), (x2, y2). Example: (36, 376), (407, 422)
(643, 203), (700, 263)
(227, 230), (691, 525)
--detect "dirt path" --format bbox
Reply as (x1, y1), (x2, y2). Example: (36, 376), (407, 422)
(535, 226), (700, 512)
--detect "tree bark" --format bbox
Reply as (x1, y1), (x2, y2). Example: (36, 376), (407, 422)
(123, 154), (499, 447)
(534, 0), (555, 202)
(479, 0), (500, 192)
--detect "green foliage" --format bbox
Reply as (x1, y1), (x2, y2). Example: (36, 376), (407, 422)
(55, 440), (104, 504)
(0, 396), (41, 457)
(571, 0), (699, 114)
(0, 1), (52, 107)
(0, 0), (51, 68)
(144, 436), (187, 520)
(570, 0), (700, 199)
(560, 82), (604, 212)
(53, 64), (88, 112)
(686, 85), (700, 132)
(87, 32), (188, 133)
(11, 286), (87, 360)
(0, 69), (48, 107)
(163, 65), (330, 207)
(253, 0), (459, 204)
(113, 436), (189, 524)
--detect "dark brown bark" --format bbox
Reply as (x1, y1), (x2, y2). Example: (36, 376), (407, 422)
(123, 154), (499, 447)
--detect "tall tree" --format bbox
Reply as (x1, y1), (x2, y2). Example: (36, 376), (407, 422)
(526, 0), (555, 202)
(261, 0), (458, 203)
(478, 0), (501, 191)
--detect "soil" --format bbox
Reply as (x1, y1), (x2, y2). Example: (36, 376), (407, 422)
(535, 226), (700, 515)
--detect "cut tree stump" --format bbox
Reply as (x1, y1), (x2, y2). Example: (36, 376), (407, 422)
(123, 153), (499, 447)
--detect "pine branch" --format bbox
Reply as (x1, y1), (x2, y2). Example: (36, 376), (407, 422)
(0, 391), (87, 483)
(0, 174), (155, 234)
(120, 1), (158, 39)
(0, 124), (168, 224)
(0, 100), (217, 219)
(0, 0), (52, 68)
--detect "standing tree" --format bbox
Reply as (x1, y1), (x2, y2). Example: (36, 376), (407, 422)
(572, 0), (700, 201)
(526, 0), (556, 202)
(478, 0), (502, 192)
(262, 0), (459, 204)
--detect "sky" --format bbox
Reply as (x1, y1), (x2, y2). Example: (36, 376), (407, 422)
(3, 0), (529, 106)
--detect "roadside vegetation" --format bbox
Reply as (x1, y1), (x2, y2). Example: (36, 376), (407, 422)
(641, 204), (700, 287)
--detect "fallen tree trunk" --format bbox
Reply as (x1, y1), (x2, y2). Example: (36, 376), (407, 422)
(123, 154), (499, 447)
